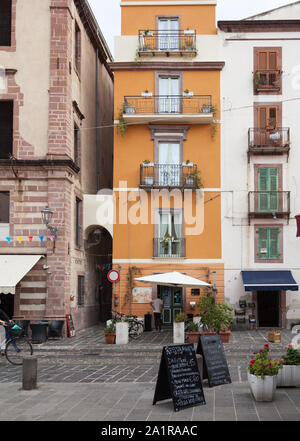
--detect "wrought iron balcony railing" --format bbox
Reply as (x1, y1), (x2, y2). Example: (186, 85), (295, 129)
(254, 70), (281, 91)
(138, 30), (196, 54)
(140, 164), (199, 189)
(153, 237), (186, 258)
(248, 191), (290, 218)
(248, 128), (290, 149)
(123, 95), (212, 115)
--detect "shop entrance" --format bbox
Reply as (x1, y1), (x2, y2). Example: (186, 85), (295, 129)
(158, 285), (182, 324)
(257, 291), (280, 327)
(0, 294), (14, 319)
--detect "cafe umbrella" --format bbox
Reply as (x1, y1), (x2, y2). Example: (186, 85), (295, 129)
(135, 271), (212, 288)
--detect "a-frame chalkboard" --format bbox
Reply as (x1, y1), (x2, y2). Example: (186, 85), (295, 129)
(153, 344), (206, 412)
(196, 334), (231, 387)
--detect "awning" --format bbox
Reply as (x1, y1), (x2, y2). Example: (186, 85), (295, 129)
(0, 255), (44, 294)
(241, 270), (299, 292)
(135, 271), (212, 288)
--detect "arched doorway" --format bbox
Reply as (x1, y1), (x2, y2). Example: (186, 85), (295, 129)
(85, 226), (112, 323)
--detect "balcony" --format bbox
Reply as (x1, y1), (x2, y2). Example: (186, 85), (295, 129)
(254, 70), (282, 93)
(123, 95), (213, 124)
(138, 30), (197, 57)
(153, 237), (186, 258)
(248, 128), (290, 159)
(140, 163), (200, 190)
(248, 191), (290, 222)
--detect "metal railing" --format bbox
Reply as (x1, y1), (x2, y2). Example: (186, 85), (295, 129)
(140, 163), (198, 188)
(254, 69), (281, 90)
(138, 30), (196, 53)
(123, 95), (212, 115)
(153, 237), (186, 258)
(248, 191), (290, 216)
(248, 127), (290, 149)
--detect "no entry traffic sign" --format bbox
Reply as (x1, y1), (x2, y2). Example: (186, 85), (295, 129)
(107, 269), (120, 283)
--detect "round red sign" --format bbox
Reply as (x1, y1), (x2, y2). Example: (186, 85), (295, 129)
(107, 269), (120, 283)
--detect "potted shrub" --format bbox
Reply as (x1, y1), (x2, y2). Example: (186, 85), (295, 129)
(185, 169), (203, 189)
(197, 295), (216, 335)
(104, 323), (116, 344)
(186, 321), (200, 344)
(141, 90), (152, 97)
(248, 344), (283, 401)
(183, 89), (193, 97)
(202, 104), (211, 113)
(213, 302), (234, 343)
(277, 344), (300, 387)
(173, 312), (186, 344)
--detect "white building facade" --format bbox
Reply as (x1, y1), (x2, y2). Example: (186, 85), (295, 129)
(219, 2), (300, 329)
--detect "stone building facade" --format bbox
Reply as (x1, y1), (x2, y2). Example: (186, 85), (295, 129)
(0, 0), (113, 332)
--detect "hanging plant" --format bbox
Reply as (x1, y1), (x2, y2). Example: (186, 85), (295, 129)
(118, 103), (128, 137)
(210, 104), (218, 140)
(124, 266), (141, 313)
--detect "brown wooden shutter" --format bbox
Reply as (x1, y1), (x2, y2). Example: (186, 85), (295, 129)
(258, 51), (268, 70)
(269, 52), (277, 70)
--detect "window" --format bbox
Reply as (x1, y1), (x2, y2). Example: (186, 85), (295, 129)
(158, 17), (179, 51)
(191, 289), (200, 296)
(158, 211), (183, 258)
(75, 197), (82, 247)
(0, 101), (13, 159)
(254, 47), (282, 93)
(158, 76), (180, 113)
(0, 0), (12, 46)
(0, 192), (9, 223)
(75, 22), (81, 74)
(74, 123), (80, 167)
(158, 142), (181, 186)
(258, 228), (280, 260)
(257, 168), (279, 212)
(77, 275), (84, 306)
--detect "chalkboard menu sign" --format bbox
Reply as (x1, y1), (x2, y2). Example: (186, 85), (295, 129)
(153, 344), (206, 412)
(196, 334), (231, 388)
(66, 314), (76, 338)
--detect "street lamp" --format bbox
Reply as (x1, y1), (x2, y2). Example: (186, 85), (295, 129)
(41, 206), (58, 240)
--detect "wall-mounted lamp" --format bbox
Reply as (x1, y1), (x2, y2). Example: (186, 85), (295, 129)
(272, 211), (277, 220)
(41, 206), (58, 240)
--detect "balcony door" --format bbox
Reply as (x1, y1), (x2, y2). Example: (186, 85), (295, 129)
(256, 105), (279, 146)
(158, 76), (180, 113)
(159, 211), (182, 258)
(158, 18), (179, 51)
(257, 49), (279, 87)
(158, 142), (181, 186)
(258, 167), (279, 212)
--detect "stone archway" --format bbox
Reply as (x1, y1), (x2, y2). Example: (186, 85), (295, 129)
(85, 225), (112, 323)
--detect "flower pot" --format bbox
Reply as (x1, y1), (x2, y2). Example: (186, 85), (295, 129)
(116, 322), (129, 345)
(144, 176), (154, 185)
(141, 92), (152, 97)
(219, 330), (231, 343)
(173, 322), (185, 344)
(185, 177), (194, 186)
(105, 333), (116, 344)
(124, 106), (135, 115)
(277, 365), (300, 387)
(187, 332), (200, 344)
(247, 372), (277, 401)
(204, 331), (217, 336)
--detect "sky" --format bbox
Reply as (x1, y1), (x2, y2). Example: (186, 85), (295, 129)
(88, 0), (295, 56)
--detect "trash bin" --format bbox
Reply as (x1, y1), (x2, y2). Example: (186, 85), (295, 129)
(30, 321), (49, 344)
(144, 313), (152, 332)
(48, 320), (64, 338)
(15, 320), (30, 337)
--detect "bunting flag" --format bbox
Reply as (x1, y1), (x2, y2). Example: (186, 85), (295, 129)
(5, 237), (11, 243)
(17, 237), (23, 244)
(296, 215), (300, 237)
(28, 236), (33, 243)
(49, 235), (54, 242)
(39, 236), (44, 243)
(1, 235), (55, 243)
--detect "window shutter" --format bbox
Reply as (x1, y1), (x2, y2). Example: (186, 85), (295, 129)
(258, 107), (267, 129)
(269, 52), (278, 70)
(269, 228), (279, 259)
(258, 228), (268, 258)
(258, 51), (268, 70)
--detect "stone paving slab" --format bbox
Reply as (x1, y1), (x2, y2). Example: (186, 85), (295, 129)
(0, 382), (299, 422)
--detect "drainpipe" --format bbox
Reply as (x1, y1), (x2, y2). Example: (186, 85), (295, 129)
(96, 47), (100, 191)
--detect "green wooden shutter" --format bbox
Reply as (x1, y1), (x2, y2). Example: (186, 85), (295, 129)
(258, 228), (268, 258)
(269, 228), (279, 259)
(258, 168), (278, 212)
(269, 168), (279, 211)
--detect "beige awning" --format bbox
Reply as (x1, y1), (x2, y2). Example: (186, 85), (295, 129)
(0, 255), (44, 294)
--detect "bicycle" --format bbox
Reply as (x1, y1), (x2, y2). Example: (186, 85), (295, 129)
(111, 310), (144, 339)
(0, 322), (33, 365)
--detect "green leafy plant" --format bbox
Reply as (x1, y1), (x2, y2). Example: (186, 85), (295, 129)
(161, 233), (172, 248)
(197, 295), (216, 332)
(118, 101), (128, 137)
(253, 71), (260, 90)
(212, 302), (234, 332)
(187, 321), (199, 332)
(174, 312), (187, 323)
(248, 344), (283, 379)
(281, 344), (300, 366)
(143, 159), (151, 164)
(104, 323), (116, 334)
(124, 266), (141, 312)
(210, 105), (218, 140)
(186, 169), (203, 189)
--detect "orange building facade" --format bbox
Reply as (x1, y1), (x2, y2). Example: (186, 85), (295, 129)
(110, 0), (225, 324)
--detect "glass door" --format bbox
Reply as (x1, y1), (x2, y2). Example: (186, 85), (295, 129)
(158, 142), (180, 186)
(158, 76), (180, 113)
(160, 286), (182, 324)
(158, 18), (179, 51)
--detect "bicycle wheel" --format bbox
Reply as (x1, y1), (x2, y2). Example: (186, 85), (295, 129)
(5, 337), (33, 366)
(129, 322), (144, 339)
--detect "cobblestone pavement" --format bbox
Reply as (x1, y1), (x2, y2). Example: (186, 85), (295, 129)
(0, 326), (299, 421)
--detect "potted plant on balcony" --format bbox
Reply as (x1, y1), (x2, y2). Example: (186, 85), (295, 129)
(248, 344), (283, 401)
(186, 321), (200, 344)
(141, 90), (152, 97)
(123, 98), (135, 115)
(202, 104), (212, 113)
(183, 89), (193, 97)
(185, 169), (203, 189)
(142, 29), (153, 37)
(161, 233), (172, 250)
(103, 323), (116, 344)
(184, 28), (195, 35)
(173, 312), (186, 344)
(277, 343), (300, 387)
(266, 118), (276, 131)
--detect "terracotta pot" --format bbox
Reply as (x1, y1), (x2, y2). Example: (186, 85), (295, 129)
(187, 332), (200, 344)
(105, 333), (116, 344)
(219, 331), (231, 343)
(204, 331), (217, 336)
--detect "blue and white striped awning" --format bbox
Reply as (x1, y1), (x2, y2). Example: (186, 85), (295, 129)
(241, 270), (298, 292)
